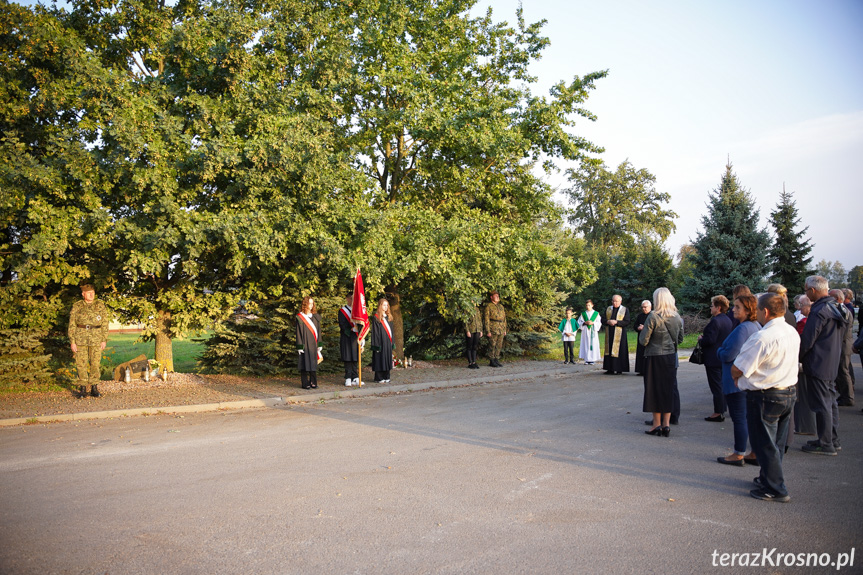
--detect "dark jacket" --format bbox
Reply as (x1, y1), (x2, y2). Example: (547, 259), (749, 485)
(799, 296), (847, 380)
(338, 307), (359, 362)
(701, 313), (733, 367)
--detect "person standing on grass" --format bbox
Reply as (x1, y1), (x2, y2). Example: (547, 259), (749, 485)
(68, 284), (109, 399)
(577, 300), (601, 365)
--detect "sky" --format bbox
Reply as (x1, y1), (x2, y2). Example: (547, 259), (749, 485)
(477, 0), (863, 274)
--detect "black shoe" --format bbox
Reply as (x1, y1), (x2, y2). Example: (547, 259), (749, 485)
(744, 454), (759, 466)
(750, 488), (790, 503)
(661, 427), (671, 437)
(801, 444), (837, 456)
(837, 399), (854, 407)
(645, 427), (663, 436)
(77, 386), (88, 399)
(753, 476), (765, 489)
(716, 455), (745, 467)
(705, 414), (725, 422)
(669, 418), (679, 426)
(644, 420), (654, 426)
(90, 385), (100, 398)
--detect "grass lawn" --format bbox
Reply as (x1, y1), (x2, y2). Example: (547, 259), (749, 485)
(104, 331), (209, 375)
(539, 330), (700, 360)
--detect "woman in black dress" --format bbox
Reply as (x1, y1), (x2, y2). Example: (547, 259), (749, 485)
(640, 287), (684, 437)
(296, 296), (322, 389)
(371, 298), (394, 383)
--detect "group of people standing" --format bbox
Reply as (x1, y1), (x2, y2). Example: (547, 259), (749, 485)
(299, 295), (396, 389)
(557, 295), (632, 371)
(689, 277), (860, 503)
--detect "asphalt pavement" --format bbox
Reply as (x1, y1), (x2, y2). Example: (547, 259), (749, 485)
(1, 359), (861, 574)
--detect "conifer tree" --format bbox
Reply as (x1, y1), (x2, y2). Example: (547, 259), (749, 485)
(680, 163), (771, 314)
(768, 188), (813, 291)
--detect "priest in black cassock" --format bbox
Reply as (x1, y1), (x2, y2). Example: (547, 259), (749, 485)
(602, 294), (630, 374)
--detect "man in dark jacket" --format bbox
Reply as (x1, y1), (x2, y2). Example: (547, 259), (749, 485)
(799, 276), (849, 455)
(829, 289), (855, 406)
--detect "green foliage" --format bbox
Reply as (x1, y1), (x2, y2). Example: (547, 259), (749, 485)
(565, 160), (677, 251)
(680, 163), (771, 314)
(815, 259), (848, 289)
(563, 159), (676, 311)
(0, 329), (53, 388)
(3, 0), (606, 372)
(848, 266), (863, 300)
(768, 189), (813, 291)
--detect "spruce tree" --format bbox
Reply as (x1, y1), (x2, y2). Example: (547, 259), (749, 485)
(680, 163), (771, 314)
(768, 189), (813, 291)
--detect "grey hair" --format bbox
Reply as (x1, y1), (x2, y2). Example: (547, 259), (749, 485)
(829, 289), (845, 303)
(804, 275), (829, 292)
(641, 300), (652, 307)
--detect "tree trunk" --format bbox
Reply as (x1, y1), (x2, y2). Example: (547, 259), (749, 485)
(385, 285), (404, 362)
(154, 310), (174, 372)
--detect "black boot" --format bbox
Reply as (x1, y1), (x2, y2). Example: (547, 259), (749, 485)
(77, 385), (88, 399)
(91, 385), (101, 398)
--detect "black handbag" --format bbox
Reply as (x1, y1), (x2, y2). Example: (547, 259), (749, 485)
(689, 341), (704, 364)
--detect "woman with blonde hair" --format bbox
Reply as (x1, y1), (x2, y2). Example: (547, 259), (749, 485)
(766, 283), (796, 327)
(296, 296), (322, 390)
(639, 287), (684, 437)
(370, 298), (394, 383)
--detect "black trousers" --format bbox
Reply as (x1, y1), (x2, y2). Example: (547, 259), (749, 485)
(374, 370), (391, 382)
(465, 333), (481, 364)
(343, 361), (358, 380)
(705, 365), (726, 414)
(563, 340), (575, 362)
(300, 370), (317, 389)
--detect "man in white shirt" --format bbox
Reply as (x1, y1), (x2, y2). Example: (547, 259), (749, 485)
(731, 292), (800, 503)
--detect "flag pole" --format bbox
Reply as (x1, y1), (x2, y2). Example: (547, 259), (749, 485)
(357, 335), (363, 387)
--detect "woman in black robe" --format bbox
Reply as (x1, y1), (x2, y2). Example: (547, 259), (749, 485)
(634, 300), (651, 375)
(370, 298), (394, 383)
(296, 296), (322, 389)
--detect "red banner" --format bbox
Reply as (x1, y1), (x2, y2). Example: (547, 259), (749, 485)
(351, 268), (370, 340)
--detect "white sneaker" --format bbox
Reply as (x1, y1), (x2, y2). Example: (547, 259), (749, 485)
(384, 379), (391, 383)
(345, 379), (353, 386)
(351, 378), (359, 386)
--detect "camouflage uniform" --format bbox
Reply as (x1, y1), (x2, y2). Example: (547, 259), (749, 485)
(484, 300), (507, 364)
(68, 299), (109, 390)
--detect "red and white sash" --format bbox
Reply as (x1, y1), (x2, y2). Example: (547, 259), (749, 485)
(297, 313), (323, 361)
(340, 306), (355, 329)
(380, 317), (392, 342)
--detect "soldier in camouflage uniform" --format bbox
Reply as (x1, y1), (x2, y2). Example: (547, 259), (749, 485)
(68, 284), (109, 398)
(484, 291), (507, 367)
(464, 302), (484, 369)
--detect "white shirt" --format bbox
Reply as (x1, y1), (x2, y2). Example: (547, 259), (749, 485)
(733, 317), (800, 391)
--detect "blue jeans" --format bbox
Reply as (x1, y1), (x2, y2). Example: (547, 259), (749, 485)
(746, 387), (796, 497)
(725, 391), (748, 454)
